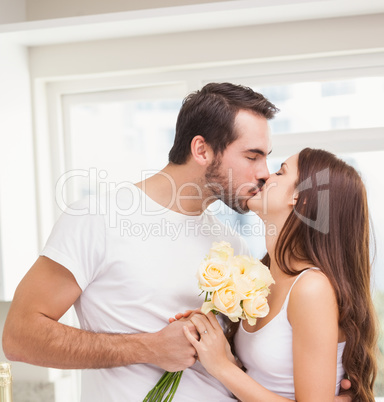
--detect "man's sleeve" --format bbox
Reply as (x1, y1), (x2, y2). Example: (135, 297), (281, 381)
(41, 197), (106, 291)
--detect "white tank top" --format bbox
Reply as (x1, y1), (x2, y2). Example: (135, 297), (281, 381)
(234, 268), (346, 399)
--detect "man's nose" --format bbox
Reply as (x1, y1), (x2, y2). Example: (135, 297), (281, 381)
(255, 162), (270, 183)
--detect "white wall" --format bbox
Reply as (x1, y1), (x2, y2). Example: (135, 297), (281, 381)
(0, 0), (26, 24)
(29, 14), (384, 79)
(0, 41), (38, 301)
(0, 39), (53, 400)
(0, 0), (226, 23)
(25, 0), (226, 21)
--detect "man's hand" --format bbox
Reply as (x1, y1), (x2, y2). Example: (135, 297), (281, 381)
(334, 378), (353, 401)
(149, 319), (198, 372)
(169, 308), (200, 323)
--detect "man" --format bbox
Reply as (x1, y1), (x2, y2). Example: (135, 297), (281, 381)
(3, 83), (350, 401)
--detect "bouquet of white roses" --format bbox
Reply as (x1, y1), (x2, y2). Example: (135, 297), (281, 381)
(198, 241), (274, 325)
(143, 241), (274, 401)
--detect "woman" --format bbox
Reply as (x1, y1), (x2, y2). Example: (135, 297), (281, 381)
(183, 148), (378, 401)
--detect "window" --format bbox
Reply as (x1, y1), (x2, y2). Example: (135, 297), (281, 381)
(254, 77), (384, 135)
(321, 81), (356, 97)
(330, 116), (350, 129)
(61, 85), (184, 206)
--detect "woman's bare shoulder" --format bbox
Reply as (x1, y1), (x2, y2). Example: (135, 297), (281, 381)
(289, 269), (337, 309)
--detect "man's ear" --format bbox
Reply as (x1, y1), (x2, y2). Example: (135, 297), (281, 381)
(190, 135), (213, 166)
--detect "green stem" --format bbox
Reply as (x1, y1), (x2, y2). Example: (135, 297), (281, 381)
(154, 372), (177, 402)
(143, 371), (174, 402)
(164, 371), (183, 402)
(143, 369), (184, 401)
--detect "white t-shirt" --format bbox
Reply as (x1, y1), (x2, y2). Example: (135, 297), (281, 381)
(42, 185), (249, 402)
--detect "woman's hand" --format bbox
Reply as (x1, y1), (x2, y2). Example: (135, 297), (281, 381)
(183, 312), (236, 377)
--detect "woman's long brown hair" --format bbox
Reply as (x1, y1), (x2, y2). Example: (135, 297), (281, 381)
(269, 148), (378, 401)
(227, 148), (378, 400)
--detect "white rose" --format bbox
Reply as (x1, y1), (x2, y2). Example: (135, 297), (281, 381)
(239, 256), (275, 289)
(197, 258), (231, 292)
(208, 241), (234, 261)
(232, 255), (274, 296)
(243, 290), (270, 326)
(202, 281), (243, 322)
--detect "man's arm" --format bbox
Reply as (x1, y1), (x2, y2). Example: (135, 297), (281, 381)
(2, 256), (196, 371)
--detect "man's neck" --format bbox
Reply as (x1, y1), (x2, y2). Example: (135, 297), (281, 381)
(135, 163), (213, 216)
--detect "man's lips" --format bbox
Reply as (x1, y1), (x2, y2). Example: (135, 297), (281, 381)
(250, 187), (263, 196)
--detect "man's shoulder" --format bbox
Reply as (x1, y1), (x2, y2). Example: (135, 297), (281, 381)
(64, 186), (142, 216)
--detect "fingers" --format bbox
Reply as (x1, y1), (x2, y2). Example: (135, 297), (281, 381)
(169, 310), (216, 335)
(188, 308), (201, 316)
(340, 379), (351, 391)
(190, 314), (214, 337)
(180, 309), (201, 320)
(183, 326), (199, 348)
(187, 323), (200, 341)
(205, 311), (221, 330)
(169, 309), (197, 324)
(182, 310), (194, 318)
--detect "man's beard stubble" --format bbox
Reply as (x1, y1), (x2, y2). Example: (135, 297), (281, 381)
(205, 157), (262, 214)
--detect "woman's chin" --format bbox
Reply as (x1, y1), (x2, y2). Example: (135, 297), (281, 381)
(246, 200), (263, 216)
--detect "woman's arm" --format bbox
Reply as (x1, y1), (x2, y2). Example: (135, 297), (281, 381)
(184, 270), (345, 402)
(288, 270), (340, 401)
(184, 313), (293, 402)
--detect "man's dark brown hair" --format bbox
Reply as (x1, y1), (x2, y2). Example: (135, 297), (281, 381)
(168, 82), (279, 164)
